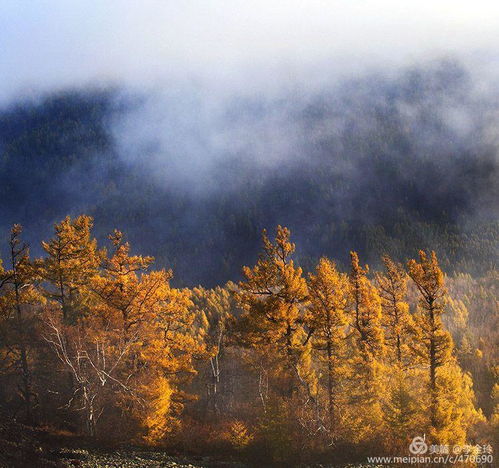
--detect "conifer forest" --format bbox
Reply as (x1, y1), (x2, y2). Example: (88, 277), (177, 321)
(0, 2), (498, 467)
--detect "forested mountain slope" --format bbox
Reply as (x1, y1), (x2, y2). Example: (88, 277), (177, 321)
(0, 60), (497, 286)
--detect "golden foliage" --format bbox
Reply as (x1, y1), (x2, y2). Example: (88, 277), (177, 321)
(0, 220), (490, 455)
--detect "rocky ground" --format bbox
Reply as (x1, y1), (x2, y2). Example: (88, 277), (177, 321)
(0, 413), (243, 467)
(51, 448), (247, 467)
(0, 413), (384, 467)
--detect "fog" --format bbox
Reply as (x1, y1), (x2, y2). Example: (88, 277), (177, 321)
(2, 1), (499, 100)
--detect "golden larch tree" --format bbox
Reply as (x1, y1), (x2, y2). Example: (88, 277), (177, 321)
(236, 226), (309, 397)
(38, 215), (103, 321)
(349, 252), (384, 357)
(407, 250), (482, 443)
(0, 225), (43, 423)
(345, 251), (386, 441)
(91, 230), (204, 442)
(375, 255), (412, 366)
(307, 257), (349, 436)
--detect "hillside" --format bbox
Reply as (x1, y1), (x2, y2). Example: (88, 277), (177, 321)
(0, 60), (497, 286)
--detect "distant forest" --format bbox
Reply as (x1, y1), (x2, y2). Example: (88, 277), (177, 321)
(0, 59), (497, 287)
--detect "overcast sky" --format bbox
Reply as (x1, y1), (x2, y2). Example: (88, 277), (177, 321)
(1, 1), (499, 100)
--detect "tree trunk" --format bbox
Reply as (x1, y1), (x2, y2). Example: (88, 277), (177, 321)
(326, 339), (335, 433)
(83, 385), (96, 437)
(285, 323), (294, 397)
(12, 247), (33, 425)
(429, 303), (438, 428)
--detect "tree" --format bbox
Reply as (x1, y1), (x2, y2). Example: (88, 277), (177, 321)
(383, 375), (419, 449)
(236, 226), (309, 397)
(91, 230), (156, 337)
(0, 225), (42, 423)
(191, 285), (234, 416)
(38, 215), (103, 321)
(345, 251), (385, 441)
(348, 252), (384, 358)
(138, 286), (205, 443)
(91, 231), (204, 442)
(407, 251), (451, 427)
(42, 308), (136, 437)
(407, 250), (482, 443)
(42, 229), (205, 440)
(307, 258), (349, 435)
(375, 255), (412, 366)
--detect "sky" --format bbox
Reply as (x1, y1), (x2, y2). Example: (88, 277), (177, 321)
(1, 1), (499, 101)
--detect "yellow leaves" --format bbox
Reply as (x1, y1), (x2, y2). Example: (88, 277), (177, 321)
(408, 259), (453, 371)
(34, 217), (207, 439)
(236, 226), (308, 356)
(1, 218), (487, 450)
(407, 250), (446, 305)
(429, 363), (485, 445)
(226, 420), (253, 451)
(92, 229), (174, 334)
(262, 225), (296, 262)
(104, 229), (155, 277)
(383, 374), (422, 449)
(236, 226), (315, 403)
(41, 215), (103, 276)
(376, 256), (413, 365)
(349, 251), (384, 357)
(307, 258), (348, 411)
(445, 297), (469, 332)
(239, 226), (307, 305)
(350, 251), (369, 277)
(141, 376), (175, 444)
(308, 258), (348, 314)
(404, 250), (484, 445)
(38, 215), (104, 321)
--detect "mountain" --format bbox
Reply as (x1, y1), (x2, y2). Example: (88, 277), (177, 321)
(0, 60), (497, 286)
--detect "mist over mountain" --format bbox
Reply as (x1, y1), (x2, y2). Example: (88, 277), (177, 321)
(0, 59), (497, 286)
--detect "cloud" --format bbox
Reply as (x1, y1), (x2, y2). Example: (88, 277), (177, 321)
(2, 1), (499, 101)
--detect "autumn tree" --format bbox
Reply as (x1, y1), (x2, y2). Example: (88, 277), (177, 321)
(0, 215), (493, 456)
(375, 255), (411, 366)
(235, 226), (309, 398)
(0, 225), (42, 423)
(90, 230), (204, 442)
(38, 215), (103, 321)
(345, 251), (385, 441)
(383, 380), (419, 450)
(91, 229), (156, 336)
(42, 309), (135, 437)
(407, 250), (482, 443)
(191, 285), (234, 416)
(307, 258), (349, 436)
(407, 251), (451, 426)
(348, 252), (384, 357)
(138, 283), (204, 443)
